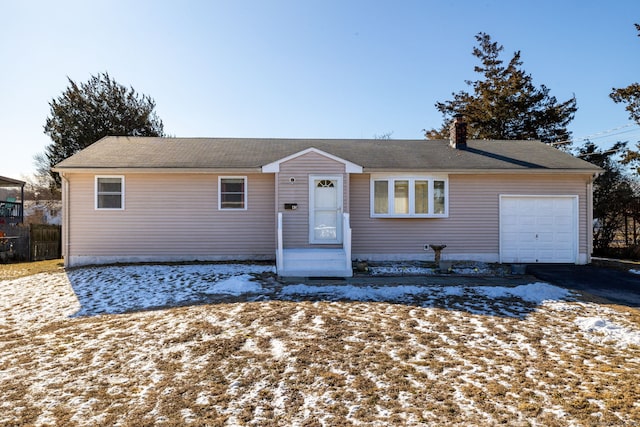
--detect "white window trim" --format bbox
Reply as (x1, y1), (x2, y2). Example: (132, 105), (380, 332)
(218, 176), (248, 211)
(95, 175), (125, 210)
(369, 174), (448, 218)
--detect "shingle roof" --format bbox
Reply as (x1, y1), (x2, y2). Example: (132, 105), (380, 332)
(53, 136), (601, 173)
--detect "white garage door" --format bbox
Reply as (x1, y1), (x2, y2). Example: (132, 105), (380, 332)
(500, 196), (577, 263)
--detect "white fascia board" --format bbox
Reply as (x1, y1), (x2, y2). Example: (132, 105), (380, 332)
(363, 168), (600, 175)
(51, 167), (262, 174)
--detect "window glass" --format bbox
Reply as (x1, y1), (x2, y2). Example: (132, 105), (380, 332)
(98, 178), (122, 193)
(394, 180), (409, 214)
(220, 178), (245, 209)
(415, 180), (429, 214)
(315, 180), (336, 209)
(370, 176), (447, 217)
(96, 177), (123, 209)
(98, 195), (122, 209)
(373, 180), (389, 214)
(434, 180), (445, 214)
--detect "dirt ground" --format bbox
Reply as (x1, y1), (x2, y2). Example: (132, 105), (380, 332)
(1, 264), (640, 426)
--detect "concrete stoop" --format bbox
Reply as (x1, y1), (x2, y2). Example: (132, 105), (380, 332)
(279, 248), (353, 278)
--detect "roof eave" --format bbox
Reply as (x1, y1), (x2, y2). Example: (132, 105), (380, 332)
(363, 168), (602, 174)
(0, 175), (26, 187)
(52, 167), (264, 174)
(52, 166), (603, 175)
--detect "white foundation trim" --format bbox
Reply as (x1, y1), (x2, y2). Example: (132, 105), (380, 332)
(66, 254), (274, 268)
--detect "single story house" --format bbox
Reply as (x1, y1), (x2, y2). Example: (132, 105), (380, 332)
(53, 119), (601, 277)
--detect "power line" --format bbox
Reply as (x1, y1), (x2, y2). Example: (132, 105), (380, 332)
(575, 148), (621, 158)
(552, 123), (640, 146)
(574, 123), (638, 142)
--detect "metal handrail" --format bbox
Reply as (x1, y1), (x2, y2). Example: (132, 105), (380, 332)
(276, 212), (284, 272)
(343, 213), (352, 271)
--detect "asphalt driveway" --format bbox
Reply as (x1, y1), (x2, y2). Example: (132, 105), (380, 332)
(527, 264), (640, 307)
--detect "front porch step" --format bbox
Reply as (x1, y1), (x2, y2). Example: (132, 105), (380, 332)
(280, 248), (353, 278)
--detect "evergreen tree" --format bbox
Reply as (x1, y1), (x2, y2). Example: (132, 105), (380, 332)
(425, 33), (577, 144)
(610, 24), (640, 174)
(40, 72), (164, 187)
(578, 141), (635, 253)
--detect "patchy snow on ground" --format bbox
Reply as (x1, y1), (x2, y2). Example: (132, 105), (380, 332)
(210, 273), (265, 295)
(368, 262), (497, 276)
(0, 264), (574, 319)
(630, 268), (640, 275)
(67, 263), (274, 316)
(1, 263), (640, 426)
(575, 313), (640, 348)
(369, 264), (437, 276)
(474, 282), (572, 304)
(281, 283), (433, 301)
(280, 282), (572, 306)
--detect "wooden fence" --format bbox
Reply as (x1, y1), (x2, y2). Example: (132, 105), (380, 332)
(30, 224), (62, 261)
(0, 224), (61, 262)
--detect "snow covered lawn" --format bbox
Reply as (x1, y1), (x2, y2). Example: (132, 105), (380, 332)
(1, 263), (640, 426)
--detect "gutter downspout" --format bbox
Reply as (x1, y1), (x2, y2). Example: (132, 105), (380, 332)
(586, 173), (597, 264)
(20, 183), (25, 224)
(274, 172), (281, 273)
(61, 173), (70, 267)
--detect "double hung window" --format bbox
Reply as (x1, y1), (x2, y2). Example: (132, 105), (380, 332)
(219, 177), (247, 210)
(95, 176), (124, 210)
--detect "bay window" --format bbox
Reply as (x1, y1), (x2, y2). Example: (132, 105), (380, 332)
(373, 180), (389, 214)
(371, 176), (448, 217)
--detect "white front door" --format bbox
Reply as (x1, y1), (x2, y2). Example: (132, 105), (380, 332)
(309, 175), (343, 244)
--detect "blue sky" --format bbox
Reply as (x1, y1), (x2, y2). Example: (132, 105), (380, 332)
(2, 0), (639, 179)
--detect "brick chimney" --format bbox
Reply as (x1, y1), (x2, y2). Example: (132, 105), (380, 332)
(449, 114), (467, 149)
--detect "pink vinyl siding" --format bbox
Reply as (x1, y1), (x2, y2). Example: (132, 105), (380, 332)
(65, 173), (275, 266)
(64, 169), (592, 267)
(277, 151), (349, 248)
(350, 173), (591, 261)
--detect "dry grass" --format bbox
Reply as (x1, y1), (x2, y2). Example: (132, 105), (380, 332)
(1, 267), (640, 425)
(1, 303), (639, 425)
(0, 259), (64, 280)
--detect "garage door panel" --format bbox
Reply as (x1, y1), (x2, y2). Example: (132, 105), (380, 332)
(501, 196), (577, 263)
(555, 216), (572, 227)
(536, 215), (555, 225)
(506, 232), (536, 244)
(553, 209), (572, 219)
(520, 216), (536, 226)
(537, 252), (558, 263)
(537, 237), (555, 246)
(501, 223), (521, 232)
(501, 234), (519, 248)
(537, 199), (554, 210)
(517, 249), (537, 260)
(554, 230), (573, 241)
(537, 230), (554, 240)
(502, 216), (519, 226)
